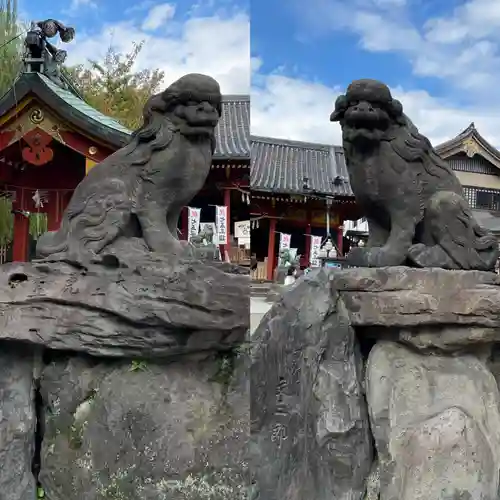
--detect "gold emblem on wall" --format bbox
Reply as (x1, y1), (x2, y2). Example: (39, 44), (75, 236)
(462, 137), (480, 158)
(29, 108), (44, 124)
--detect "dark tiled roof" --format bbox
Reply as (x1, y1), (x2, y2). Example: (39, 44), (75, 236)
(471, 209), (500, 233)
(216, 95), (250, 159)
(251, 136), (352, 197)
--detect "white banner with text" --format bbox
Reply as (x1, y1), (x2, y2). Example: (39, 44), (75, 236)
(216, 205), (229, 244)
(187, 207), (201, 241)
(310, 235), (322, 267)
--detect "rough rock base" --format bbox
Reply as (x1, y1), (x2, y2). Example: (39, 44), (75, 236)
(0, 255), (249, 499)
(367, 341), (500, 500)
(250, 270), (372, 500)
(252, 266), (500, 499)
(0, 347), (36, 500)
(39, 352), (249, 500)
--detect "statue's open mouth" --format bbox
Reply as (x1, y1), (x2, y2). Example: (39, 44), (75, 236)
(346, 114), (381, 131)
(191, 114), (220, 127)
(201, 118), (220, 126)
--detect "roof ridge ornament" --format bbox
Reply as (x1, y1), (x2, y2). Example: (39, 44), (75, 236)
(23, 19), (75, 89)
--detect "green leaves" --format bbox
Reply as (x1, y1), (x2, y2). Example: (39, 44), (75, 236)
(0, 197), (12, 246)
(0, 0), (25, 97)
(129, 360), (148, 372)
(64, 42), (165, 131)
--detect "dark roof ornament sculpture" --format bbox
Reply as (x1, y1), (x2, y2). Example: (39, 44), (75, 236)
(23, 19), (75, 88)
(331, 78), (499, 271)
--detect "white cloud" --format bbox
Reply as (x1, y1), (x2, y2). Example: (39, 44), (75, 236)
(372, 0), (406, 6)
(251, 71), (500, 149)
(56, 0), (500, 151)
(66, 0), (97, 15)
(141, 3), (176, 31)
(251, 73), (342, 144)
(425, 0), (500, 44)
(65, 9), (250, 94)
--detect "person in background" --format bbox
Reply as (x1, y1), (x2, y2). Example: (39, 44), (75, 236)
(250, 253), (258, 271)
(284, 265), (296, 286)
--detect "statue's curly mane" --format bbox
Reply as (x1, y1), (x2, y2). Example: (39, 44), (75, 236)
(127, 87), (221, 166)
(332, 79), (499, 270)
(383, 115), (455, 181)
(386, 116), (495, 249)
(126, 93), (177, 166)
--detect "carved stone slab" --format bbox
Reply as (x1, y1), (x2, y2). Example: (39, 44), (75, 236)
(0, 258), (249, 359)
(250, 269), (372, 500)
(332, 266), (500, 328)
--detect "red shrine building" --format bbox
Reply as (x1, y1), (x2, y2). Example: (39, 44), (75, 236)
(0, 26), (250, 264)
(250, 136), (360, 280)
(250, 124), (500, 281)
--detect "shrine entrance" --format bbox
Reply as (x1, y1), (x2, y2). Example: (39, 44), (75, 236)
(0, 30), (249, 263)
(0, 141), (85, 261)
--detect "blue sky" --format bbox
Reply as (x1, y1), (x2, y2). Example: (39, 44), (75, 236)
(17, 0), (500, 147)
(251, 0), (500, 147)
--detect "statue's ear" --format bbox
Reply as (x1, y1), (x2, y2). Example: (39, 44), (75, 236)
(330, 94), (347, 122)
(388, 98), (403, 118)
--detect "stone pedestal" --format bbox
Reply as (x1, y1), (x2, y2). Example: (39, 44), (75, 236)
(0, 347), (37, 500)
(252, 266), (500, 500)
(0, 256), (249, 500)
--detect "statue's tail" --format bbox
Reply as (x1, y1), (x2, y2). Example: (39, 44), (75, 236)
(36, 192), (112, 259)
(36, 221), (70, 258)
(430, 191), (499, 271)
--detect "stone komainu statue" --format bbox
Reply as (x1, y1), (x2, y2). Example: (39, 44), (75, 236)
(331, 78), (499, 271)
(36, 73), (222, 265)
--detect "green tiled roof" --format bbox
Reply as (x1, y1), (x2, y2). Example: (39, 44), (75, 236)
(39, 74), (132, 135)
(0, 72), (250, 160)
(40, 75), (250, 159)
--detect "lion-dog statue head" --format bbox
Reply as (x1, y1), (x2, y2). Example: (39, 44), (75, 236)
(131, 73), (222, 161)
(330, 78), (407, 147)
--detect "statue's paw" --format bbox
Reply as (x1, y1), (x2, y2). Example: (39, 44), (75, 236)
(346, 247), (371, 267)
(407, 243), (428, 267)
(148, 238), (185, 257)
(407, 243), (459, 269)
(348, 246), (405, 267)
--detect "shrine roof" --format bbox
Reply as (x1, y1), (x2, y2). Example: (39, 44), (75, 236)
(0, 72), (250, 161)
(216, 94), (250, 159)
(250, 136), (352, 197)
(435, 122), (500, 169)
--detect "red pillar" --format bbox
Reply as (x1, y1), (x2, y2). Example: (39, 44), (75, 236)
(266, 218), (277, 281)
(220, 188), (231, 260)
(180, 206), (188, 240)
(46, 191), (60, 231)
(12, 189), (29, 262)
(12, 215), (29, 261)
(304, 209), (312, 266)
(12, 214), (29, 262)
(337, 225), (344, 256)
